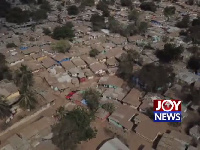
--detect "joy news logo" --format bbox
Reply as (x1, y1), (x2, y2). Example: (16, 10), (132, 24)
(153, 100), (181, 122)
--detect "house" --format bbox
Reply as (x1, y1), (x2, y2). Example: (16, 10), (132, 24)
(99, 138), (130, 150)
(98, 76), (124, 88)
(96, 108), (110, 122)
(31, 52), (47, 62)
(81, 55), (97, 66)
(105, 47), (126, 59)
(68, 67), (84, 77)
(135, 117), (162, 142)
(102, 87), (128, 101)
(61, 61), (76, 71)
(194, 80), (200, 90)
(122, 88), (142, 109)
(40, 57), (57, 69)
(0, 80), (20, 106)
(106, 57), (119, 67)
(89, 62), (107, 75)
(52, 53), (70, 64)
(108, 104), (138, 131)
(157, 132), (187, 150)
(164, 84), (182, 100)
(189, 125), (200, 140)
(6, 53), (24, 67)
(127, 35), (143, 44)
(176, 71), (200, 85)
(109, 36), (127, 45)
(107, 67), (118, 76)
(83, 68), (94, 79)
(170, 130), (192, 145)
(22, 60), (43, 73)
(71, 57), (87, 69)
(21, 46), (40, 55)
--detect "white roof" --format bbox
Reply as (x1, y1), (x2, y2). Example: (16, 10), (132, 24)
(99, 138), (130, 150)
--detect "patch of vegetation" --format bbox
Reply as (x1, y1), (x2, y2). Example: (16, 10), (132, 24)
(67, 5), (79, 15)
(6, 43), (17, 48)
(96, 1), (110, 17)
(52, 40), (71, 53)
(43, 28), (51, 35)
(140, 2), (157, 12)
(102, 103), (115, 113)
(89, 49), (100, 57)
(164, 6), (176, 17)
(90, 14), (105, 31)
(176, 15), (190, 28)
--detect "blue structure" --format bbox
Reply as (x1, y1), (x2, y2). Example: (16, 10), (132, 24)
(81, 99), (88, 106)
(151, 20), (162, 26)
(20, 46), (28, 50)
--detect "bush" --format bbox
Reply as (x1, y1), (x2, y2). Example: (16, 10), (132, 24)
(52, 40), (71, 53)
(43, 28), (51, 35)
(176, 15), (190, 28)
(128, 10), (140, 22)
(32, 9), (47, 21)
(0, 0), (11, 18)
(102, 103), (115, 113)
(90, 14), (105, 31)
(52, 23), (74, 40)
(89, 49), (99, 57)
(156, 43), (183, 63)
(40, 0), (52, 12)
(6, 7), (30, 24)
(120, 0), (132, 7)
(81, 0), (95, 7)
(96, 1), (110, 17)
(140, 2), (157, 12)
(187, 56), (200, 72)
(164, 6), (176, 17)
(67, 5), (79, 15)
(6, 43), (17, 48)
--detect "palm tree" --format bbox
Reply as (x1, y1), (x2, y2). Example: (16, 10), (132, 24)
(0, 96), (11, 119)
(18, 88), (37, 110)
(14, 65), (33, 89)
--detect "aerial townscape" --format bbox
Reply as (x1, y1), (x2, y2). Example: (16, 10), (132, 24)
(0, 0), (200, 149)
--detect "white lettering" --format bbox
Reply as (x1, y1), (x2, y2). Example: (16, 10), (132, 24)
(156, 101), (162, 111)
(155, 113), (162, 120)
(167, 113), (176, 120)
(162, 113), (167, 120)
(173, 101), (181, 111)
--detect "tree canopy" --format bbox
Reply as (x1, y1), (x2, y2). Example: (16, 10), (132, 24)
(0, 0), (11, 18)
(6, 7), (31, 24)
(32, 9), (47, 21)
(52, 107), (96, 150)
(52, 40), (71, 53)
(187, 56), (200, 72)
(96, 1), (110, 17)
(89, 49), (100, 57)
(140, 2), (157, 12)
(90, 14), (105, 31)
(164, 6), (176, 17)
(0, 96), (11, 119)
(117, 50), (140, 81)
(52, 23), (75, 40)
(120, 0), (132, 7)
(128, 9), (140, 22)
(156, 43), (183, 63)
(136, 63), (175, 92)
(102, 103), (115, 113)
(0, 53), (12, 81)
(67, 5), (79, 15)
(176, 15), (190, 28)
(83, 88), (101, 112)
(6, 43), (17, 48)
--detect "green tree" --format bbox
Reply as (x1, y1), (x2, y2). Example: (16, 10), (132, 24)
(6, 43), (17, 48)
(108, 17), (121, 33)
(43, 28), (51, 35)
(90, 14), (105, 31)
(0, 53), (12, 81)
(32, 9), (47, 21)
(83, 88), (101, 112)
(0, 0), (11, 18)
(81, 0), (95, 7)
(40, 0), (52, 12)
(18, 88), (37, 110)
(96, 1), (110, 17)
(52, 107), (96, 150)
(67, 5), (79, 15)
(102, 103), (115, 113)
(117, 50), (140, 81)
(188, 26), (200, 44)
(138, 21), (148, 34)
(52, 40), (71, 53)
(137, 63), (175, 92)
(156, 43), (184, 63)
(176, 15), (190, 28)
(52, 24), (75, 40)
(120, 0), (132, 7)
(187, 56), (200, 73)
(128, 9), (140, 22)
(6, 7), (30, 24)
(0, 96), (11, 119)
(192, 16), (200, 26)
(14, 65), (33, 89)
(164, 6), (176, 18)
(89, 49), (99, 57)
(140, 2), (157, 12)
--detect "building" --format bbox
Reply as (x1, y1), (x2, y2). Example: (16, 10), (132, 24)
(122, 88), (142, 109)
(99, 138), (130, 150)
(98, 76), (124, 88)
(0, 80), (20, 106)
(89, 62), (107, 75)
(108, 104), (138, 131)
(189, 125), (200, 140)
